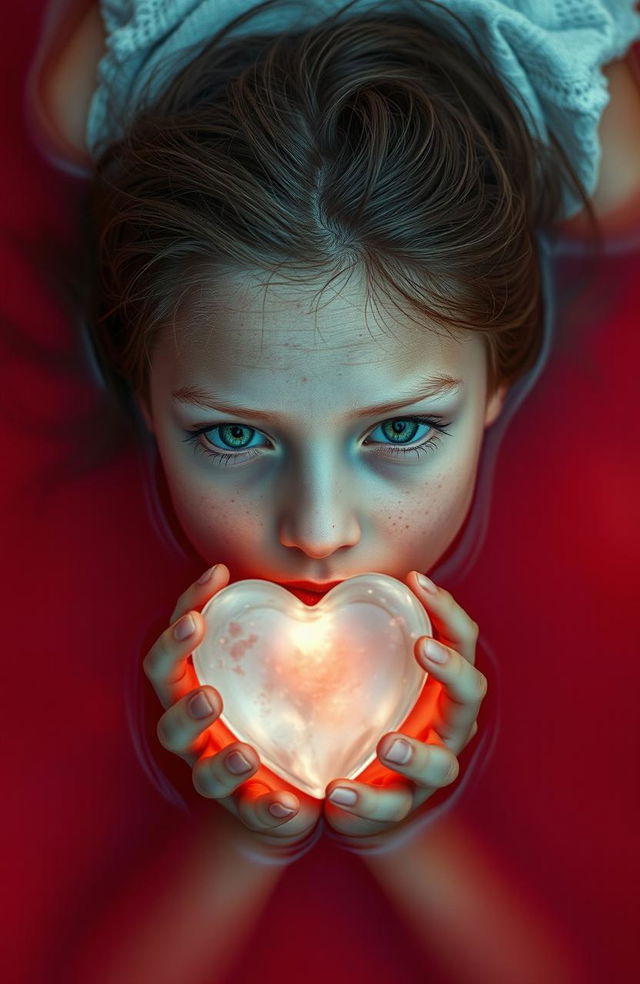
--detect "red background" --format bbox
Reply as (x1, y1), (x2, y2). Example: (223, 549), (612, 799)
(2, 4), (639, 981)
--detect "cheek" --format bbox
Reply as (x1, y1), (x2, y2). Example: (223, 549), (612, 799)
(427, 471), (477, 553)
(160, 462), (265, 554)
(426, 438), (485, 551)
(384, 469), (474, 540)
(378, 438), (483, 559)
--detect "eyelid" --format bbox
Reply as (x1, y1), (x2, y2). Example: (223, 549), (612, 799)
(182, 411), (450, 436)
(182, 414), (454, 469)
(184, 414), (451, 452)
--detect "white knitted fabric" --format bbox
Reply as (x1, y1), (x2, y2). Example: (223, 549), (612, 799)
(87, 0), (640, 218)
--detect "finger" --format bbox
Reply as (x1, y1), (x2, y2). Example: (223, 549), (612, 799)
(193, 752), (317, 833)
(143, 610), (206, 709)
(377, 732), (460, 795)
(192, 742), (261, 800)
(236, 782), (303, 832)
(461, 720), (479, 751)
(234, 779), (324, 840)
(326, 776), (414, 825)
(416, 637), (488, 752)
(170, 563), (230, 624)
(323, 731), (459, 836)
(143, 564), (230, 709)
(408, 571), (479, 665)
(156, 686), (222, 765)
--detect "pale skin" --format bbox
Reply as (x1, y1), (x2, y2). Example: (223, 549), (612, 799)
(139, 267), (500, 846)
(145, 560), (483, 842)
(32, 3), (640, 979)
(131, 274), (574, 982)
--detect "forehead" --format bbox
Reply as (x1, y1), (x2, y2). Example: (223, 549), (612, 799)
(154, 267), (486, 403)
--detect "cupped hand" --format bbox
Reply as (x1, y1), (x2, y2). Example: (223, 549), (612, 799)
(323, 571), (487, 840)
(143, 564), (323, 849)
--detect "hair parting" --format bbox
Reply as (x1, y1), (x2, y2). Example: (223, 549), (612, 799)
(82, 0), (601, 412)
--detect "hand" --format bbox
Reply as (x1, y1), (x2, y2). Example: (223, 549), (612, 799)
(323, 571), (486, 840)
(143, 564), (323, 851)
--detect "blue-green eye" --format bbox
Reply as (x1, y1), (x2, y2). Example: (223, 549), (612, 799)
(211, 423), (260, 450)
(364, 417), (452, 461)
(181, 422), (266, 466)
(368, 418), (425, 446)
(181, 416), (452, 466)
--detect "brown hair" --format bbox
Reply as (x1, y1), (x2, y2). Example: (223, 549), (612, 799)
(85, 0), (600, 413)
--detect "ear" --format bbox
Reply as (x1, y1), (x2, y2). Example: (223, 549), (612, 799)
(484, 381), (509, 429)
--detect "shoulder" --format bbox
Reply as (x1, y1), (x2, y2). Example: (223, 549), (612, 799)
(32, 0), (106, 166)
(558, 48), (640, 237)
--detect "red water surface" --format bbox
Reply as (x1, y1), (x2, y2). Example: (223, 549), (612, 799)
(2, 4), (639, 982)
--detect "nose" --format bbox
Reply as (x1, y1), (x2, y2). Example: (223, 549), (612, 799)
(277, 450), (361, 558)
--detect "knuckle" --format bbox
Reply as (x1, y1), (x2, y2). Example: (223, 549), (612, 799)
(468, 619), (480, 641)
(144, 633), (176, 685)
(450, 651), (468, 685)
(142, 645), (160, 683)
(427, 746), (459, 786)
(473, 671), (488, 700)
(155, 713), (177, 752)
(192, 756), (223, 798)
(391, 798), (413, 823)
(169, 593), (190, 626)
(442, 753), (460, 786)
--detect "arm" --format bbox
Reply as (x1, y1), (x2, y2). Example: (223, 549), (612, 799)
(72, 803), (286, 984)
(558, 49), (640, 237)
(71, 560), (325, 981)
(29, 0), (104, 168)
(591, 53), (640, 214)
(361, 816), (584, 984)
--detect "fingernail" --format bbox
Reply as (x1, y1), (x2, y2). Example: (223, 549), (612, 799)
(329, 787), (358, 807)
(188, 691), (216, 719)
(421, 637), (448, 664)
(196, 565), (217, 584)
(174, 614), (196, 641)
(384, 738), (413, 765)
(416, 573), (438, 594)
(226, 750), (253, 775)
(268, 802), (295, 819)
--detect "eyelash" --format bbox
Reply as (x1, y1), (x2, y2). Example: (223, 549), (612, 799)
(181, 416), (452, 467)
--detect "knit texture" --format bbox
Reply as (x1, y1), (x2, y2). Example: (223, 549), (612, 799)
(88, 0), (640, 218)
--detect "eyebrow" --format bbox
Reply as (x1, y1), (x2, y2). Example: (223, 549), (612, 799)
(172, 373), (462, 420)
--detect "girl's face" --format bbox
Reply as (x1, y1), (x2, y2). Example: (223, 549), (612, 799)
(138, 268), (507, 600)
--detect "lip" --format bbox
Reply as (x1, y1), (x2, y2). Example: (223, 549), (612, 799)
(280, 580), (346, 608)
(280, 580), (345, 593)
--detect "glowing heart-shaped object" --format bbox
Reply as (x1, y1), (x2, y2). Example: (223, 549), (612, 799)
(192, 573), (431, 798)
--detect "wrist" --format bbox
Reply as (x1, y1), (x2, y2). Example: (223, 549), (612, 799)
(324, 792), (454, 857)
(324, 821), (408, 857)
(233, 816), (325, 866)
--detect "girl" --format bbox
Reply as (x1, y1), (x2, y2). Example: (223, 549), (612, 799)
(31, 0), (640, 838)
(27, 0), (640, 977)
